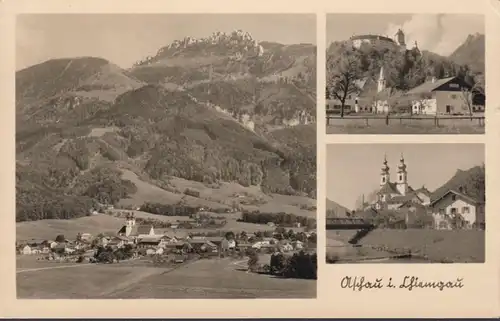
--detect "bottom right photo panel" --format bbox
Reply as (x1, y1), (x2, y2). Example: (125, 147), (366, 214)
(325, 143), (485, 264)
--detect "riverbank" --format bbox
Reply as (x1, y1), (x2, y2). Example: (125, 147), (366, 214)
(326, 229), (485, 263)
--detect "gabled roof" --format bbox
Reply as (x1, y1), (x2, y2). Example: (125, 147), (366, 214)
(406, 77), (457, 95)
(378, 182), (400, 195)
(430, 189), (479, 207)
(413, 186), (431, 196)
(137, 235), (162, 243)
(388, 192), (422, 204)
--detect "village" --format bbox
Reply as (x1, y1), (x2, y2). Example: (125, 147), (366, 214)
(17, 209), (316, 269)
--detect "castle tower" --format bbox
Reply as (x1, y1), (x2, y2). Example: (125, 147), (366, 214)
(380, 155), (390, 186)
(396, 153), (408, 196)
(377, 66), (386, 93)
(395, 29), (406, 47)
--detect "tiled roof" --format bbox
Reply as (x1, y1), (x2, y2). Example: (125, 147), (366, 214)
(430, 189), (479, 207)
(406, 77), (456, 95)
(378, 182), (400, 195)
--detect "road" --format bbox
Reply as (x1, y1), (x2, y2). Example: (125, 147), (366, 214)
(17, 263), (93, 273)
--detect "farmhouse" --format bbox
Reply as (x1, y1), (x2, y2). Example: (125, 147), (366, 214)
(21, 245), (32, 255)
(430, 189), (485, 230)
(406, 76), (484, 115)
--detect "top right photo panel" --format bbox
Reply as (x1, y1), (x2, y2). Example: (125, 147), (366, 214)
(325, 14), (485, 135)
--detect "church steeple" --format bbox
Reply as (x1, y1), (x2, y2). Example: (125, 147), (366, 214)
(380, 154), (390, 186)
(377, 67), (386, 93)
(396, 153), (408, 196)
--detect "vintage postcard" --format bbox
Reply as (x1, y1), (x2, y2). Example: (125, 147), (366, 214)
(0, 0), (499, 319)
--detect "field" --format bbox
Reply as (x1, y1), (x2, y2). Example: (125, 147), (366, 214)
(325, 116), (485, 135)
(326, 229), (485, 263)
(119, 169), (316, 218)
(17, 214), (125, 241)
(16, 254), (316, 299)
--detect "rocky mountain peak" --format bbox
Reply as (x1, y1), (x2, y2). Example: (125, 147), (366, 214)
(134, 30), (265, 67)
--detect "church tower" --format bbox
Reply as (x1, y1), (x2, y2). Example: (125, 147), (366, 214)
(377, 66), (386, 93)
(125, 213), (136, 237)
(395, 29), (406, 47)
(396, 153), (409, 196)
(380, 155), (390, 186)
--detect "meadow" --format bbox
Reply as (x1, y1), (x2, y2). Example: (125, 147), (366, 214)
(325, 115), (485, 135)
(16, 255), (316, 299)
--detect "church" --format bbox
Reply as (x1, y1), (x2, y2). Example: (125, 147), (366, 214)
(372, 154), (431, 210)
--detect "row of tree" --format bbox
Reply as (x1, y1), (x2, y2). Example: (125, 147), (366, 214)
(239, 210), (316, 229)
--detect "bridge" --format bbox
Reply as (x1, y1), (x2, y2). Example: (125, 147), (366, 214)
(326, 217), (376, 245)
(325, 217), (374, 230)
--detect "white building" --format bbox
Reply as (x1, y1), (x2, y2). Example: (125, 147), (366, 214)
(430, 189), (485, 230)
(407, 76), (482, 115)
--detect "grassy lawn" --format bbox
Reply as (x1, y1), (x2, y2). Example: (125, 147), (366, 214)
(326, 117), (485, 134)
(326, 229), (485, 263)
(16, 214), (125, 241)
(16, 256), (316, 299)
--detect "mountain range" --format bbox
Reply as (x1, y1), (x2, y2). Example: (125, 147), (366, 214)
(16, 30), (317, 222)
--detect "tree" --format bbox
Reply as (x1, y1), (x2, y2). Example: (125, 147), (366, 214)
(225, 231), (235, 240)
(55, 234), (66, 242)
(460, 80), (484, 120)
(247, 250), (259, 271)
(326, 49), (362, 117)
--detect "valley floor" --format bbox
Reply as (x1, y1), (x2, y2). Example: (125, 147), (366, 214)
(16, 255), (316, 299)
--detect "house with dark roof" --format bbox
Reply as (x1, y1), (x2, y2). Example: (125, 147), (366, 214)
(406, 76), (484, 115)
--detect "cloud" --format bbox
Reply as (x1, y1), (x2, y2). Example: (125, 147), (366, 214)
(384, 14), (484, 56)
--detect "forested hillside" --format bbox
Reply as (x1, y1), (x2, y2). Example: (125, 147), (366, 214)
(16, 31), (317, 222)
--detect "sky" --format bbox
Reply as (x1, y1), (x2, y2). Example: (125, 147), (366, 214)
(326, 143), (485, 210)
(16, 14), (316, 71)
(326, 14), (484, 56)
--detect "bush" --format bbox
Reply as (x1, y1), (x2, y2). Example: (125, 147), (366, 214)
(184, 188), (200, 198)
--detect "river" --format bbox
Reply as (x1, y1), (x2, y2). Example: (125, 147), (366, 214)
(326, 237), (431, 263)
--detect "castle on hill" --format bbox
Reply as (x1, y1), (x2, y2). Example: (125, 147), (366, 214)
(349, 28), (419, 53)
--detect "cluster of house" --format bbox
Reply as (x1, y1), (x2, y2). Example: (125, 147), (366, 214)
(17, 214), (308, 257)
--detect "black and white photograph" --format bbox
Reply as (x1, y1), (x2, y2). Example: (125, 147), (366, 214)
(15, 14), (317, 299)
(325, 14), (485, 135)
(326, 143), (485, 264)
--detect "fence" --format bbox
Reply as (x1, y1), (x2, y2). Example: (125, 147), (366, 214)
(326, 114), (485, 127)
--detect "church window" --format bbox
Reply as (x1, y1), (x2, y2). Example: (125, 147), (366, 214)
(450, 207), (457, 214)
(382, 177), (385, 183)
(462, 207), (470, 214)
(399, 174), (402, 181)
